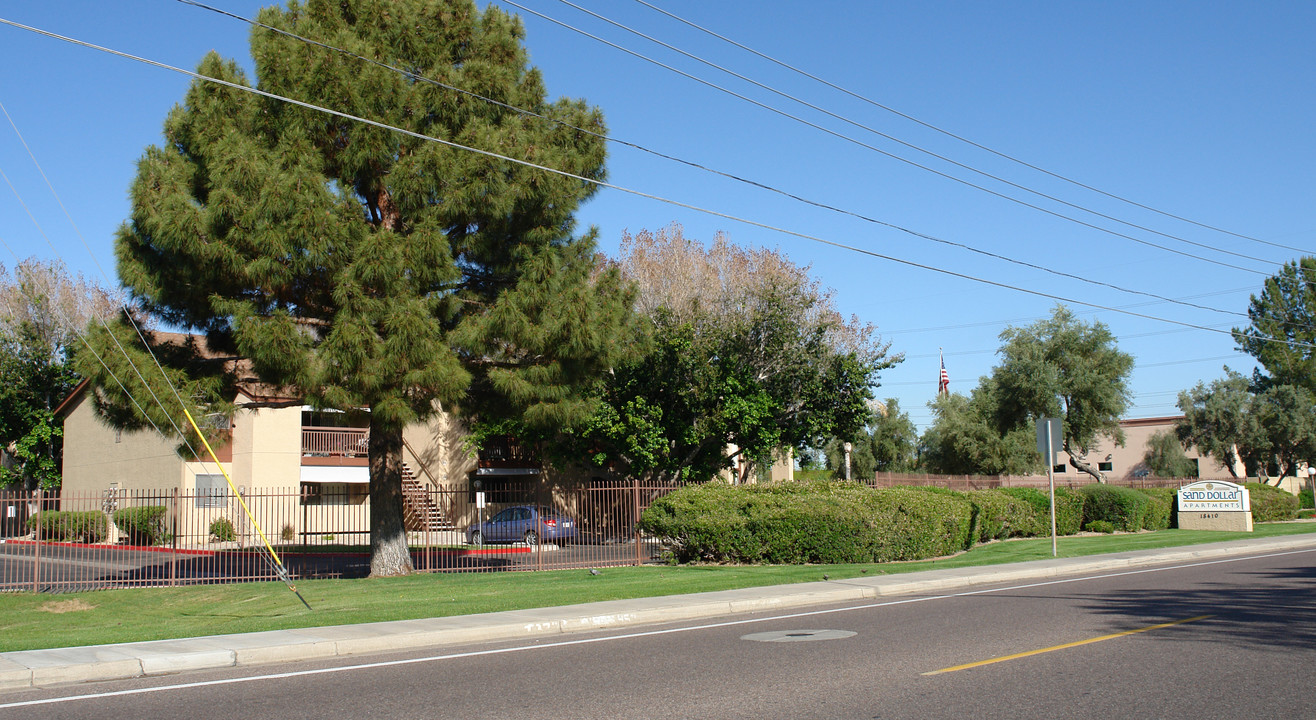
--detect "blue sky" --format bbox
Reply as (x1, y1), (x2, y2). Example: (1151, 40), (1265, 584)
(1, 1), (1312, 432)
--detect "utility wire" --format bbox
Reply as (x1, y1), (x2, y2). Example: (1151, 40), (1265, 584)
(3, 17), (1313, 354)
(632, 0), (1314, 257)
(551, 0), (1291, 270)
(506, 0), (1276, 277)
(174, 0), (1263, 322)
(0, 98), (310, 607)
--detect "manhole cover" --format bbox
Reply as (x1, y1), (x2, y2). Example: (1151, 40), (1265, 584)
(740, 629), (857, 643)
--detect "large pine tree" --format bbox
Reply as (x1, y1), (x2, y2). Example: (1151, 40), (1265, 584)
(88, 0), (634, 575)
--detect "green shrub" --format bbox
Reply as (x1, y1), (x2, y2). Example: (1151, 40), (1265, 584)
(113, 506), (169, 545)
(1243, 482), (1299, 522)
(27, 511), (108, 543)
(209, 517), (237, 542)
(1136, 488), (1175, 530)
(1297, 486), (1314, 510)
(1085, 520), (1116, 534)
(965, 489), (1043, 541)
(998, 487), (1083, 536)
(639, 481), (975, 565)
(1079, 484), (1150, 532)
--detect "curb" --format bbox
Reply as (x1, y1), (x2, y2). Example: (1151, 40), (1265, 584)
(3, 534), (1315, 692)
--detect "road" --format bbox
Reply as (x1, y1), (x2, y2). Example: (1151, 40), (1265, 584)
(4, 548), (1313, 719)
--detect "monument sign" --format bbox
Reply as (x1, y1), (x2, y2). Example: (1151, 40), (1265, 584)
(1177, 480), (1252, 532)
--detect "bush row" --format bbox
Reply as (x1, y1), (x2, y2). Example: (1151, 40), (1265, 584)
(25, 507), (173, 545)
(639, 482), (974, 564)
(113, 506), (170, 545)
(27, 511), (108, 543)
(1243, 483), (1300, 522)
(639, 480), (1300, 565)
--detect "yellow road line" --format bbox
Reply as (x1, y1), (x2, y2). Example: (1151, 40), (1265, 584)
(921, 614), (1213, 676)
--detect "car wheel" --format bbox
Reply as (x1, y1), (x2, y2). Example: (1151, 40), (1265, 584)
(470, 530), (484, 546)
(523, 530), (538, 546)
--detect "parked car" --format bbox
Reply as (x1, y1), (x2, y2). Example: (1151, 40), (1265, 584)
(466, 505), (578, 546)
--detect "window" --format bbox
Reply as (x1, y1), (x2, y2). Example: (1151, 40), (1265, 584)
(203, 413), (232, 430)
(470, 477), (534, 504)
(300, 482), (367, 505)
(1053, 464), (1067, 473)
(195, 474), (228, 508)
(1098, 461), (1113, 472)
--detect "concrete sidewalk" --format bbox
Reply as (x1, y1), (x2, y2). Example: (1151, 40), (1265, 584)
(4, 534), (1315, 692)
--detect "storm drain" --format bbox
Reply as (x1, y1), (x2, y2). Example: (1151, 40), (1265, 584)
(740, 629), (857, 643)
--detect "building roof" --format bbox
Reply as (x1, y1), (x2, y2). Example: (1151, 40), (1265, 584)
(54, 330), (301, 419)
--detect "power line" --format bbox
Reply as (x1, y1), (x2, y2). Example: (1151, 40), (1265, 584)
(4, 17), (1314, 355)
(631, 0), (1315, 258)
(172, 0), (1254, 322)
(506, 0), (1279, 277)
(550, 0), (1295, 270)
(0, 98), (308, 604)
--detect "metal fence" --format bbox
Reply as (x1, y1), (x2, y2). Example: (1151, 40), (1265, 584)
(867, 471), (1193, 492)
(0, 479), (683, 592)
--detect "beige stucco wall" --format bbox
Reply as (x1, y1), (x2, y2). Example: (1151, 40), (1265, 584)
(1057, 416), (1240, 481)
(231, 402), (303, 491)
(402, 410), (477, 488)
(58, 391), (184, 499)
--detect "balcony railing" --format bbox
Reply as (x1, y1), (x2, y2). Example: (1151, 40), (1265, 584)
(477, 434), (540, 469)
(302, 427), (369, 458)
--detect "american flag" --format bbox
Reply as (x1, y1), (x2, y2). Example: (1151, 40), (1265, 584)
(938, 351), (949, 395)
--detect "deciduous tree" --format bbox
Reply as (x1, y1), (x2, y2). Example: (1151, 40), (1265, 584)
(561, 225), (896, 483)
(918, 380), (1041, 476)
(81, 0), (633, 576)
(1175, 371), (1256, 479)
(990, 306), (1134, 481)
(0, 259), (118, 489)
(1142, 430), (1198, 478)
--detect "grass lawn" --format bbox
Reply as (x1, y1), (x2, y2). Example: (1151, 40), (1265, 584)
(2, 521), (1313, 653)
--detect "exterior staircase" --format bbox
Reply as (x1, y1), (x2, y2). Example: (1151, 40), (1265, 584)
(401, 462), (456, 532)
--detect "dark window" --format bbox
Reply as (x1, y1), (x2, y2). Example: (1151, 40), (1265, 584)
(300, 482), (367, 505)
(1098, 461), (1113, 472)
(1053, 464), (1067, 473)
(470, 477), (534, 504)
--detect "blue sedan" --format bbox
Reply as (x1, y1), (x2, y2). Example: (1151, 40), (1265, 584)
(466, 506), (578, 546)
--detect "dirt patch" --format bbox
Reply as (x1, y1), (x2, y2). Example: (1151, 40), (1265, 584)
(38, 599), (95, 614)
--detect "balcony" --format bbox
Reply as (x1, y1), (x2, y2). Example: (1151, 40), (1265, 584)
(476, 434), (541, 474)
(302, 426), (369, 467)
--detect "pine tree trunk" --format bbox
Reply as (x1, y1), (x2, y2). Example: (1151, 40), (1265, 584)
(368, 416), (414, 577)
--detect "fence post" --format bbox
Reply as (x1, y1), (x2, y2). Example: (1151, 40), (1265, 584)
(170, 488), (179, 588)
(31, 490), (41, 593)
(633, 477), (641, 567)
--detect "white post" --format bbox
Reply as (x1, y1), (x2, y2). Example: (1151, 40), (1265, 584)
(844, 442), (853, 482)
(1046, 422), (1057, 558)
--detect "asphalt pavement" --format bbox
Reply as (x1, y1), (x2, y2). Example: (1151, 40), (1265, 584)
(4, 533), (1315, 693)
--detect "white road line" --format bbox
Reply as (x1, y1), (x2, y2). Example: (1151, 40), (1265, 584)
(2, 546), (1311, 709)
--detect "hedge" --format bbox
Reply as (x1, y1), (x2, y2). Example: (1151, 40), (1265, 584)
(1243, 482), (1300, 522)
(113, 506), (170, 545)
(964, 489), (1043, 541)
(1137, 488), (1176, 530)
(1079, 484), (1150, 532)
(997, 486), (1083, 536)
(27, 511), (107, 543)
(638, 481), (974, 564)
